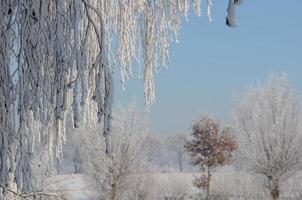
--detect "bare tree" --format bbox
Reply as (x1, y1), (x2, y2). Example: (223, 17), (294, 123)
(233, 73), (302, 200)
(186, 115), (237, 200)
(167, 133), (188, 172)
(142, 133), (163, 164)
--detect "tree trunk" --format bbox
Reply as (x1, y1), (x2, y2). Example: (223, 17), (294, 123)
(206, 168), (211, 200)
(110, 182), (117, 200)
(269, 177), (280, 200)
(178, 157), (183, 172)
(270, 185), (280, 200)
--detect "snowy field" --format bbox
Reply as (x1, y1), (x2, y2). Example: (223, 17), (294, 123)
(44, 170), (302, 200)
(43, 174), (93, 200)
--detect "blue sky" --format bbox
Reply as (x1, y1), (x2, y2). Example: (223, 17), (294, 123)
(114, 0), (302, 136)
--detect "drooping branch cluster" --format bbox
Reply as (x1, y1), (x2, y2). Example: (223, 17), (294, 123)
(0, 0), (241, 195)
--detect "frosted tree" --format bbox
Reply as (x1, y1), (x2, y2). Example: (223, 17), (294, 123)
(167, 132), (188, 172)
(142, 133), (163, 164)
(0, 0), (242, 196)
(233, 73), (302, 200)
(78, 103), (148, 200)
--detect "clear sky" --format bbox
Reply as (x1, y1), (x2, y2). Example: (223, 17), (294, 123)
(114, 0), (302, 136)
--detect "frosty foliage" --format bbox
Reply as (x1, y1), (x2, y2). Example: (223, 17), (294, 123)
(233, 73), (302, 199)
(0, 0), (241, 196)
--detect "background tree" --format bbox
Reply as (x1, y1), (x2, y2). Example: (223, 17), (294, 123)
(233, 73), (302, 200)
(185, 115), (237, 200)
(78, 103), (148, 200)
(142, 133), (163, 165)
(167, 132), (188, 172)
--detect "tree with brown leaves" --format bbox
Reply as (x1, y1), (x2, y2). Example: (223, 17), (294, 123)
(185, 115), (237, 200)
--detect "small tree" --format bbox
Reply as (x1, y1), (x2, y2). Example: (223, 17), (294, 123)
(185, 115), (237, 200)
(78, 103), (148, 200)
(167, 133), (188, 172)
(142, 133), (163, 164)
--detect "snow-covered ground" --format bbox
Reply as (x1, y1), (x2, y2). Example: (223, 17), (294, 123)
(45, 170), (302, 200)
(44, 174), (93, 200)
